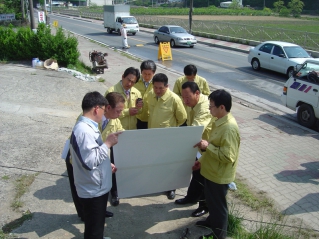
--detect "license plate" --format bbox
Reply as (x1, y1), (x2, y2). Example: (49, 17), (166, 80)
(187, 41), (191, 45)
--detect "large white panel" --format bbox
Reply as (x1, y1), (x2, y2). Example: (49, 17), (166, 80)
(113, 126), (203, 198)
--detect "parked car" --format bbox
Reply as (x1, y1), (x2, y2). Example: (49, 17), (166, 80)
(248, 41), (312, 77)
(280, 59), (319, 128)
(153, 25), (197, 48)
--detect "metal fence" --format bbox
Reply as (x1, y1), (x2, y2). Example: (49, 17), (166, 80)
(53, 9), (319, 51)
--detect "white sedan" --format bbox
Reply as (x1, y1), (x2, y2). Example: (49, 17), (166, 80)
(248, 41), (312, 77)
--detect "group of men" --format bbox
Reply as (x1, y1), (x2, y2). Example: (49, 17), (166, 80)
(67, 62), (240, 239)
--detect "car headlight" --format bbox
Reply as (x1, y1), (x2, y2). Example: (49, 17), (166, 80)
(176, 37), (183, 40)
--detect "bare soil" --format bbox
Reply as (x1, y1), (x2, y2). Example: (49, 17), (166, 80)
(155, 15), (308, 21)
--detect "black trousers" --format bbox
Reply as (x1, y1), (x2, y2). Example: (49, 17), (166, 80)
(136, 118), (148, 129)
(80, 192), (109, 239)
(66, 159), (83, 219)
(186, 159), (206, 207)
(110, 147), (117, 195)
(204, 179), (229, 239)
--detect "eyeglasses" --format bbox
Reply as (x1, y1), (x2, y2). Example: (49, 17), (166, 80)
(97, 106), (106, 111)
(125, 77), (136, 84)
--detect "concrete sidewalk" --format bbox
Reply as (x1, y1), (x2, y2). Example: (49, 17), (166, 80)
(0, 21), (318, 239)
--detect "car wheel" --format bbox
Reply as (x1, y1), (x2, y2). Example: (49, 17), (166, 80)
(106, 28), (111, 34)
(117, 30), (121, 36)
(189, 45), (194, 48)
(154, 36), (159, 44)
(170, 40), (176, 48)
(287, 67), (294, 78)
(132, 32), (136, 36)
(297, 104), (316, 128)
(251, 58), (260, 71)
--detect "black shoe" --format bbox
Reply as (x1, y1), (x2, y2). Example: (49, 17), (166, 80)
(105, 210), (113, 218)
(111, 192), (119, 206)
(195, 220), (212, 230)
(191, 206), (209, 217)
(167, 190), (175, 200)
(175, 197), (196, 205)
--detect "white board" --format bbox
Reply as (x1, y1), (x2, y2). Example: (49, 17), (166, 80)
(113, 126), (203, 198)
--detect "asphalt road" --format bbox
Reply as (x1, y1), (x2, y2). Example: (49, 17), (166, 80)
(50, 14), (288, 105)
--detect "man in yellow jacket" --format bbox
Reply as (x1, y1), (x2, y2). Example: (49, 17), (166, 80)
(134, 60), (157, 129)
(173, 64), (210, 97)
(193, 89), (240, 239)
(146, 73), (187, 199)
(105, 67), (143, 130)
(99, 92), (125, 208)
(175, 81), (213, 218)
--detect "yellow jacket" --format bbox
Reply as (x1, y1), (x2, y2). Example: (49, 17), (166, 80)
(199, 113), (240, 184)
(105, 81), (142, 130)
(134, 78), (153, 122)
(99, 118), (125, 141)
(147, 89), (187, 128)
(173, 75), (210, 97)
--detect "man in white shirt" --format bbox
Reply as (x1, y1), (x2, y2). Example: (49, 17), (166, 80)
(120, 24), (130, 49)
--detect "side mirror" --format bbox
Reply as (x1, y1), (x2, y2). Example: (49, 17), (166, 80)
(279, 53), (286, 58)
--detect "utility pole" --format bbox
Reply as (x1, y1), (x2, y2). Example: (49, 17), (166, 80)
(21, 0), (26, 21)
(29, 0), (36, 31)
(264, 0), (265, 9)
(189, 0), (193, 34)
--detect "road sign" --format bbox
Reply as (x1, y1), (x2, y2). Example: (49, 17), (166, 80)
(38, 11), (46, 24)
(158, 42), (172, 61)
(53, 20), (58, 27)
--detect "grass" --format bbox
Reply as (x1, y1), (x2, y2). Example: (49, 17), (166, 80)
(2, 175), (10, 180)
(67, 60), (93, 75)
(11, 174), (38, 211)
(1, 210), (33, 235)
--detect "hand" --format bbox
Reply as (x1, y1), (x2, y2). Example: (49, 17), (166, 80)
(192, 161), (201, 171)
(194, 140), (209, 150)
(129, 107), (139, 116)
(105, 132), (122, 148)
(111, 163), (117, 173)
(136, 99), (143, 109)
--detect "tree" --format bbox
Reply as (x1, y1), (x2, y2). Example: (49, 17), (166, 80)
(273, 0), (285, 12)
(288, 0), (304, 17)
(229, 0), (241, 9)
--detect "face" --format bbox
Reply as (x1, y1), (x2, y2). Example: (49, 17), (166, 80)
(105, 102), (124, 119)
(122, 73), (137, 91)
(153, 82), (168, 98)
(181, 87), (199, 107)
(209, 100), (222, 119)
(185, 74), (196, 82)
(95, 105), (106, 123)
(141, 69), (155, 82)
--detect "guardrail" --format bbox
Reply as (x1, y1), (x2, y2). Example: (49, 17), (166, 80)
(53, 9), (319, 52)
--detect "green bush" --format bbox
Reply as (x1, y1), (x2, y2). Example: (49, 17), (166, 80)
(0, 23), (79, 66)
(279, 7), (290, 17)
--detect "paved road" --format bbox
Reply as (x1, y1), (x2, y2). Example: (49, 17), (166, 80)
(0, 23), (318, 239)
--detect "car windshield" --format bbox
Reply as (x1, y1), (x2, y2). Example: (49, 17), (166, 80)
(122, 17), (138, 24)
(170, 27), (187, 34)
(284, 46), (310, 58)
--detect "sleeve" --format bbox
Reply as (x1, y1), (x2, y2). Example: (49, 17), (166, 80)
(173, 79), (181, 96)
(174, 97), (187, 126)
(191, 101), (211, 128)
(199, 129), (239, 164)
(202, 80), (211, 96)
(76, 131), (110, 170)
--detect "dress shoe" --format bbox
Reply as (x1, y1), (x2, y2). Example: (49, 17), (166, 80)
(105, 210), (113, 218)
(195, 220), (212, 230)
(175, 197), (196, 205)
(167, 190), (175, 200)
(111, 192), (119, 206)
(191, 206), (209, 217)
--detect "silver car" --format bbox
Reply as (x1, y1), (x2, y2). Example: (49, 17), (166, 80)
(248, 41), (312, 77)
(153, 25), (197, 48)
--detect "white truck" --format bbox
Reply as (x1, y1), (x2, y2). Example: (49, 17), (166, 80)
(281, 59), (319, 128)
(103, 5), (139, 35)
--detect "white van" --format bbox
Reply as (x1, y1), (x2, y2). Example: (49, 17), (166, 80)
(281, 59), (319, 128)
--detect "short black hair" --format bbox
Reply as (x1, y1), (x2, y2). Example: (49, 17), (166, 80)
(123, 67), (141, 83)
(184, 64), (197, 76)
(140, 60), (157, 73)
(152, 73), (168, 86)
(181, 81), (200, 94)
(209, 89), (232, 112)
(106, 92), (125, 108)
(82, 91), (108, 112)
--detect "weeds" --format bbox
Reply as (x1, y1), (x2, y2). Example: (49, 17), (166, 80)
(2, 210), (33, 235)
